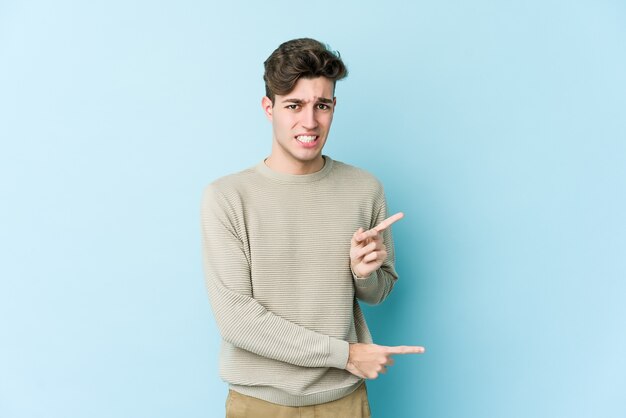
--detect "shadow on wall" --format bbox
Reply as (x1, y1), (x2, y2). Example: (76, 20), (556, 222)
(361, 161), (444, 417)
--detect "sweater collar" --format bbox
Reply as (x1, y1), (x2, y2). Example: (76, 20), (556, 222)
(255, 155), (334, 183)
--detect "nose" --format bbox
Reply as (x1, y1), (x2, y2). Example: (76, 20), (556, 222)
(301, 107), (318, 130)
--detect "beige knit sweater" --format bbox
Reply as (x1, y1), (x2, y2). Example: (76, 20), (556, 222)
(200, 155), (398, 406)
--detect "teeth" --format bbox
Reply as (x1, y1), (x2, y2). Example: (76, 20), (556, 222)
(296, 135), (316, 143)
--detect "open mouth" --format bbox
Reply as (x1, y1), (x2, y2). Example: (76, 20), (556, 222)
(295, 135), (318, 147)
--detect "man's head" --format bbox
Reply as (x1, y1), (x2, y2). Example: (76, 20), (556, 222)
(262, 38), (348, 174)
(263, 38), (348, 104)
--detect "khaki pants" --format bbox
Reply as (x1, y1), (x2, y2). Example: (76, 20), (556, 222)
(225, 384), (371, 418)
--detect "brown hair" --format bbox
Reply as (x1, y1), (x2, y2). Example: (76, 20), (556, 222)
(263, 38), (348, 103)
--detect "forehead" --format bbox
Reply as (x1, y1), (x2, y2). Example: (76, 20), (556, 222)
(278, 76), (335, 100)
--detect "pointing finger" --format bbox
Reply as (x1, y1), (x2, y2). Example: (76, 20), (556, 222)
(374, 212), (404, 233)
(354, 212), (404, 243)
(385, 345), (426, 355)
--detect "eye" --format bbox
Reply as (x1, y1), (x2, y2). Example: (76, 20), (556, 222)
(316, 103), (331, 110)
(286, 104), (300, 110)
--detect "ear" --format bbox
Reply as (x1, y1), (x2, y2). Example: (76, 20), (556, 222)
(261, 96), (273, 121)
(333, 97), (337, 108)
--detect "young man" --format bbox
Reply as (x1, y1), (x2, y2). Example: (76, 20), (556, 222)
(201, 38), (424, 417)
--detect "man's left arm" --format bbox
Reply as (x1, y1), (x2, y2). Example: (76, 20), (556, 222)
(350, 201), (402, 305)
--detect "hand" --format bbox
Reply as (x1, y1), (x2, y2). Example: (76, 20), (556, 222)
(350, 212), (404, 278)
(346, 343), (425, 379)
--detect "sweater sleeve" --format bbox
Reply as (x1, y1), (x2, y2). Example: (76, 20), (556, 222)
(201, 184), (349, 369)
(352, 191), (399, 305)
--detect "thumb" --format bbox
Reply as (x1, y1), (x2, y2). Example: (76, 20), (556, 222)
(352, 227), (364, 245)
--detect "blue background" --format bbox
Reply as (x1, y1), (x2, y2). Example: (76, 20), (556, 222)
(1, 1), (625, 417)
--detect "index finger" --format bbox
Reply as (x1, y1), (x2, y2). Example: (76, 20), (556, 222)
(374, 212), (404, 233)
(385, 345), (425, 355)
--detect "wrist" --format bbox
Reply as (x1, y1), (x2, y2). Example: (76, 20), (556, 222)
(328, 338), (350, 369)
(350, 264), (367, 279)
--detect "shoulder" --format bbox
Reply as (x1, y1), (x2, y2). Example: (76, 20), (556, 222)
(203, 166), (258, 198)
(329, 158), (385, 194)
(201, 166), (263, 219)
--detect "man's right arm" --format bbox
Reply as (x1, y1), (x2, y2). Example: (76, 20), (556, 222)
(200, 185), (349, 370)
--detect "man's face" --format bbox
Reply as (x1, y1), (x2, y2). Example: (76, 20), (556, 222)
(262, 76), (336, 174)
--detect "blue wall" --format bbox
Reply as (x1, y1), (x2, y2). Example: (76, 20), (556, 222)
(1, 1), (624, 417)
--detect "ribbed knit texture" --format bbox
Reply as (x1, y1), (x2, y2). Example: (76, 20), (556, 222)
(200, 155), (398, 407)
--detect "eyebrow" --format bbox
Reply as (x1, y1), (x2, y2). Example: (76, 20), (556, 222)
(281, 97), (334, 104)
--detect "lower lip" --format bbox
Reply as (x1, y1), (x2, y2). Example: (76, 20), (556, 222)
(296, 137), (319, 148)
